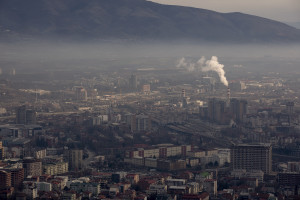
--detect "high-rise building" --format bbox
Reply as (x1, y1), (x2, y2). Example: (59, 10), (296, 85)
(16, 105), (37, 125)
(130, 114), (151, 132)
(25, 109), (36, 124)
(0, 141), (4, 160)
(230, 99), (247, 123)
(208, 98), (216, 121)
(6, 168), (24, 188)
(0, 170), (11, 189)
(277, 172), (300, 186)
(129, 74), (138, 91)
(208, 98), (226, 124)
(74, 86), (87, 101)
(68, 149), (83, 171)
(231, 143), (272, 174)
(286, 101), (294, 115)
(16, 105), (27, 124)
(23, 159), (42, 177)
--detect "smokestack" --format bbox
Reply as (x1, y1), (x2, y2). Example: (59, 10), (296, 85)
(227, 87), (231, 107)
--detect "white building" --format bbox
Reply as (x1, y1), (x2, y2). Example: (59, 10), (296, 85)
(92, 115), (109, 125)
(34, 149), (47, 159)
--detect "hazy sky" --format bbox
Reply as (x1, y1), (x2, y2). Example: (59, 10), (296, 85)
(149, 0), (300, 22)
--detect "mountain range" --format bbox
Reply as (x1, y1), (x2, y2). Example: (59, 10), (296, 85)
(0, 0), (300, 43)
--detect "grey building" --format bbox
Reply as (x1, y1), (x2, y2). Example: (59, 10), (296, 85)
(231, 143), (272, 174)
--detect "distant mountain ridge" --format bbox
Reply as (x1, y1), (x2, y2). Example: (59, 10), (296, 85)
(0, 0), (300, 43)
(286, 22), (300, 29)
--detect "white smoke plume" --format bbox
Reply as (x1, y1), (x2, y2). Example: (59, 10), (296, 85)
(176, 57), (188, 69)
(187, 63), (195, 72)
(201, 56), (228, 87)
(176, 56), (229, 87)
(197, 56), (206, 67)
(177, 57), (195, 72)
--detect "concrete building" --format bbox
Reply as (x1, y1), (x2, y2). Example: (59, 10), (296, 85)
(68, 149), (83, 171)
(124, 157), (144, 166)
(208, 98), (228, 124)
(231, 169), (264, 183)
(43, 162), (68, 175)
(16, 106), (36, 125)
(229, 81), (246, 91)
(148, 184), (167, 195)
(33, 149), (47, 159)
(126, 174), (139, 184)
(74, 86), (87, 101)
(23, 186), (38, 199)
(231, 143), (272, 174)
(157, 159), (186, 171)
(126, 145), (191, 159)
(6, 168), (24, 188)
(92, 115), (108, 126)
(0, 170), (11, 189)
(131, 114), (151, 132)
(61, 191), (77, 200)
(277, 172), (300, 186)
(36, 182), (52, 192)
(287, 162), (300, 172)
(23, 159), (42, 177)
(142, 84), (151, 94)
(187, 150), (206, 158)
(230, 99), (248, 123)
(16, 105), (27, 124)
(25, 110), (37, 125)
(145, 158), (158, 168)
(203, 179), (217, 196)
(166, 178), (186, 187)
(187, 182), (200, 194)
(129, 74), (138, 91)
(69, 182), (100, 195)
(0, 141), (4, 160)
(111, 172), (127, 183)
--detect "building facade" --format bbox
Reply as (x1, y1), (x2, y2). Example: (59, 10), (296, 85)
(23, 159), (42, 177)
(231, 143), (272, 174)
(68, 149), (83, 171)
(16, 106), (36, 125)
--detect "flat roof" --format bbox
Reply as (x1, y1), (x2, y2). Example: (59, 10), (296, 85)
(234, 143), (271, 147)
